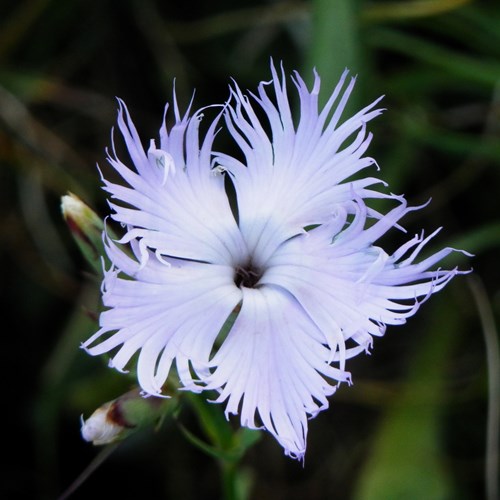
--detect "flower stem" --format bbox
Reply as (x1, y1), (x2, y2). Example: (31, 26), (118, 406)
(221, 459), (239, 500)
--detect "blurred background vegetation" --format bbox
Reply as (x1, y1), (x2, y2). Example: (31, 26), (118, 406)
(1, 0), (498, 498)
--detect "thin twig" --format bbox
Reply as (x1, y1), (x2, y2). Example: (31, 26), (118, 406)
(57, 442), (120, 500)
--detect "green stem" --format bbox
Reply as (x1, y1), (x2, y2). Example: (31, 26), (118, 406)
(307, 0), (363, 111)
(221, 459), (239, 500)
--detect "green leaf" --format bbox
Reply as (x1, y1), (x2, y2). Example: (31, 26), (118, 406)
(179, 423), (232, 461)
(186, 393), (234, 449)
(402, 114), (500, 162)
(182, 395), (261, 462)
(447, 223), (500, 257)
(369, 28), (500, 87)
(234, 427), (262, 455)
(363, 0), (472, 22)
(354, 294), (460, 500)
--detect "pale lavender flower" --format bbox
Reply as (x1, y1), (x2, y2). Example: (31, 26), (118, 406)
(82, 65), (469, 459)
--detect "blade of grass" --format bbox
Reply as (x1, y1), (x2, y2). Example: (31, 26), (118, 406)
(467, 276), (499, 500)
(354, 294), (460, 499)
(369, 28), (500, 88)
(363, 0), (472, 22)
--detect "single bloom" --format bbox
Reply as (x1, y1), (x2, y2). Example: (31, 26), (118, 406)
(82, 64), (469, 460)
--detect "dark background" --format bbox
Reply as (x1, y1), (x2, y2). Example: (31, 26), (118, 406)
(1, 0), (498, 498)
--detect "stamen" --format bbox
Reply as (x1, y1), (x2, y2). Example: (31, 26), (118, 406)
(234, 263), (263, 288)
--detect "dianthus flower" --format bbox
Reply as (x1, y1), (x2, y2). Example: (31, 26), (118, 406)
(82, 64), (468, 459)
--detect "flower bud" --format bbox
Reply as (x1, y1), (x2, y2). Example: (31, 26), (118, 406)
(61, 192), (105, 274)
(81, 401), (124, 445)
(81, 388), (178, 446)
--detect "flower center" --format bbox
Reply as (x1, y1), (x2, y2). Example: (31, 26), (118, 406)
(234, 262), (263, 289)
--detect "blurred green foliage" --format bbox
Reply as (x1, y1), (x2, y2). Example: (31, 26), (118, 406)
(1, 0), (498, 499)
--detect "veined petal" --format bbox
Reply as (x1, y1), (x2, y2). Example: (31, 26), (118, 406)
(105, 100), (247, 266)
(205, 286), (351, 460)
(262, 196), (469, 356)
(82, 243), (242, 394)
(217, 62), (385, 267)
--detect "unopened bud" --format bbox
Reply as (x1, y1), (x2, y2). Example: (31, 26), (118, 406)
(81, 401), (124, 445)
(81, 388), (178, 446)
(61, 192), (105, 274)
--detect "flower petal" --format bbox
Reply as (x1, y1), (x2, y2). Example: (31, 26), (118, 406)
(205, 286), (351, 460)
(82, 243), (242, 395)
(218, 63), (384, 267)
(262, 196), (469, 360)
(104, 101), (247, 266)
